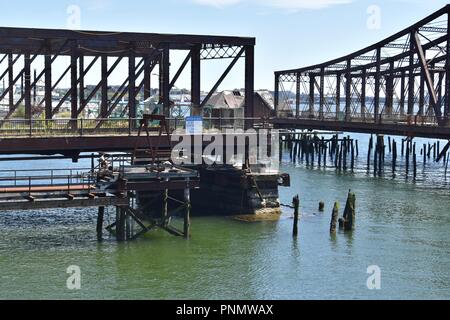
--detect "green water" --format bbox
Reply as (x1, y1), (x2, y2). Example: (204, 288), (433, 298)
(0, 134), (450, 300)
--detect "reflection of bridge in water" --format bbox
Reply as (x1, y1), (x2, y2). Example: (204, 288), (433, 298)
(274, 5), (450, 142)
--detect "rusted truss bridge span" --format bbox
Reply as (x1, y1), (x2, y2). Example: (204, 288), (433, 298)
(274, 5), (450, 141)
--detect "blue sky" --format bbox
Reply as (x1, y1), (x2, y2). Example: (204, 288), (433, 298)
(1, 0), (448, 91)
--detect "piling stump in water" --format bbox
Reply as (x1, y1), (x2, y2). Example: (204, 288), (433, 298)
(330, 202), (339, 234)
(97, 206), (105, 241)
(292, 195), (300, 237)
(319, 201), (325, 212)
(338, 191), (356, 231)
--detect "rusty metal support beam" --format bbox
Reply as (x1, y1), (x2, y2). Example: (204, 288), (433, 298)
(361, 69), (366, 116)
(345, 59), (351, 120)
(101, 55), (108, 118)
(319, 68), (325, 119)
(24, 54), (31, 120)
(400, 70), (406, 116)
(144, 56), (152, 100)
(8, 53), (14, 112)
(44, 53), (52, 120)
(374, 48), (381, 123)
(191, 45), (201, 116)
(160, 44), (170, 117)
(79, 56), (84, 109)
(413, 32), (440, 119)
(295, 73), (300, 118)
(128, 49), (136, 119)
(245, 45), (254, 123)
(386, 61), (394, 116)
(309, 74), (315, 115)
(445, 12), (450, 122)
(274, 73), (280, 115)
(70, 42), (78, 122)
(336, 73), (341, 115)
(408, 32), (416, 116)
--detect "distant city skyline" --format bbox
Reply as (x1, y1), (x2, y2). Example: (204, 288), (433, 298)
(0, 0), (448, 91)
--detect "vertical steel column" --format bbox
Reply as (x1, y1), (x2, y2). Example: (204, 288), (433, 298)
(79, 56), (84, 110)
(70, 42), (78, 122)
(274, 73), (280, 115)
(144, 56), (152, 100)
(408, 31), (416, 116)
(400, 70), (406, 116)
(24, 54), (31, 120)
(8, 53), (13, 112)
(44, 53), (52, 120)
(361, 69), (366, 117)
(191, 45), (201, 116)
(374, 48), (381, 123)
(245, 45), (255, 125)
(345, 59), (351, 121)
(160, 44), (170, 118)
(445, 12), (450, 122)
(101, 55), (108, 118)
(386, 61), (394, 117)
(336, 73), (341, 116)
(33, 69), (37, 105)
(295, 73), (301, 118)
(419, 65), (425, 116)
(309, 74), (315, 116)
(128, 49), (136, 119)
(319, 68), (325, 119)
(438, 70), (444, 110)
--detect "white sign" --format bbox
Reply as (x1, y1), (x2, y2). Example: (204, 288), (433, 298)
(186, 116), (203, 135)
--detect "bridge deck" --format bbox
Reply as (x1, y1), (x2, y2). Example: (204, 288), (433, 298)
(271, 117), (450, 139)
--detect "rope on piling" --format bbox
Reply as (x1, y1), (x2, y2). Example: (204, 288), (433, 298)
(280, 203), (294, 209)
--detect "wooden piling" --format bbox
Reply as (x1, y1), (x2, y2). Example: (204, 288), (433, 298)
(293, 195), (300, 237)
(413, 143), (417, 178)
(406, 140), (410, 175)
(445, 153), (449, 178)
(330, 202), (339, 234)
(392, 139), (397, 174)
(423, 143), (427, 165)
(351, 140), (355, 171)
(343, 138), (347, 171)
(116, 206), (126, 242)
(388, 136), (392, 153)
(319, 201), (325, 212)
(184, 185), (191, 239)
(356, 140), (359, 156)
(335, 143), (339, 169)
(433, 142), (437, 161)
(374, 138), (378, 176)
(367, 135), (373, 171)
(343, 192), (356, 231)
(97, 206), (105, 241)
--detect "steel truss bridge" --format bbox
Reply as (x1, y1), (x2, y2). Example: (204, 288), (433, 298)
(0, 26), (256, 156)
(274, 5), (450, 140)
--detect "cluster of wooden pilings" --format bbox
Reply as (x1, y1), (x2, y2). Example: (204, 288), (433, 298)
(368, 135), (449, 178)
(281, 132), (359, 171)
(290, 190), (356, 237)
(281, 131), (450, 179)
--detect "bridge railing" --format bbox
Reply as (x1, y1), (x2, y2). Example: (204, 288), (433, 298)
(0, 117), (268, 137)
(0, 167), (95, 193)
(276, 111), (440, 127)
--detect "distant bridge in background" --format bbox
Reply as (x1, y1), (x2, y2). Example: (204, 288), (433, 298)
(273, 5), (450, 140)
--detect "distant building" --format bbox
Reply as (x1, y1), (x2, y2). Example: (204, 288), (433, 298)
(203, 89), (245, 129)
